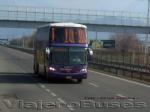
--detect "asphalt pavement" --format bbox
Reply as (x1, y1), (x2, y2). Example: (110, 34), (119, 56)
(0, 45), (149, 112)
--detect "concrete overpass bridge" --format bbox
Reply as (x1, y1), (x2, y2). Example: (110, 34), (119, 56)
(0, 5), (149, 34)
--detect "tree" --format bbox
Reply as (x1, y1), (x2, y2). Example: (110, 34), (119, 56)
(110, 33), (141, 52)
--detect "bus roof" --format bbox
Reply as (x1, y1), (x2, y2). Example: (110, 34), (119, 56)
(50, 23), (87, 28)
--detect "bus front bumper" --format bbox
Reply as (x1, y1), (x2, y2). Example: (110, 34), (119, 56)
(47, 71), (87, 79)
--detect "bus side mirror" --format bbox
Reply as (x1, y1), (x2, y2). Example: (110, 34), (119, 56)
(45, 47), (50, 56)
(88, 48), (93, 56)
(87, 48), (93, 61)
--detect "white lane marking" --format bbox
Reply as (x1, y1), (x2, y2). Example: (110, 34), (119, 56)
(57, 98), (66, 104)
(116, 94), (126, 98)
(88, 82), (99, 87)
(40, 85), (46, 89)
(116, 94), (134, 101)
(57, 98), (75, 111)
(45, 89), (50, 92)
(68, 106), (75, 111)
(128, 99), (134, 101)
(89, 70), (150, 88)
(51, 92), (57, 97)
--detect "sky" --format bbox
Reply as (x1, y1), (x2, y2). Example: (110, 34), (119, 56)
(0, 0), (147, 12)
(0, 0), (148, 39)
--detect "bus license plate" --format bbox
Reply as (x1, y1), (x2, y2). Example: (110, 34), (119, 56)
(66, 76), (72, 79)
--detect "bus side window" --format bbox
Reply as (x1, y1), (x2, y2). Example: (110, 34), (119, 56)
(74, 29), (79, 43)
(55, 28), (65, 43)
(68, 29), (74, 43)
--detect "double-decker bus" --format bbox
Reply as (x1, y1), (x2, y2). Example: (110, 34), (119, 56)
(34, 23), (92, 83)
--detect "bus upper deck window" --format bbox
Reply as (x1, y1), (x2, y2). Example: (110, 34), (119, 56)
(51, 27), (87, 44)
(79, 29), (86, 43)
(68, 29), (74, 43)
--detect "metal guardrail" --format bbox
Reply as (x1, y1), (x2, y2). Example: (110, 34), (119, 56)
(7, 45), (34, 54)
(89, 58), (150, 81)
(89, 60), (150, 73)
(0, 5), (148, 27)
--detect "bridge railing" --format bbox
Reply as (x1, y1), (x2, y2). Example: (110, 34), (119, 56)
(0, 5), (148, 27)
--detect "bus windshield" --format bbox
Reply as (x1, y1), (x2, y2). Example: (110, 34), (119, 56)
(69, 47), (86, 65)
(52, 47), (68, 65)
(50, 27), (87, 44)
(52, 47), (87, 65)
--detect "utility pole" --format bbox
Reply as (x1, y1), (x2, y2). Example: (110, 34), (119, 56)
(144, 0), (150, 64)
(96, 31), (98, 40)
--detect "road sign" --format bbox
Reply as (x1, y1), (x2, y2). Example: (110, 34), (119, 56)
(101, 40), (115, 48)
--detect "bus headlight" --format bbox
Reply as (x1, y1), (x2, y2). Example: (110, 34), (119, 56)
(80, 68), (87, 73)
(49, 67), (56, 71)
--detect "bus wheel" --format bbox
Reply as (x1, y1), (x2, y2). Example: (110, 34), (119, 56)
(34, 63), (39, 75)
(44, 67), (50, 80)
(77, 79), (82, 83)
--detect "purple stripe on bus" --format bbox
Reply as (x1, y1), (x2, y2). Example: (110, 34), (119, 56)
(50, 44), (88, 47)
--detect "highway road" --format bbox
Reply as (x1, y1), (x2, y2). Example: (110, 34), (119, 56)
(0, 45), (149, 112)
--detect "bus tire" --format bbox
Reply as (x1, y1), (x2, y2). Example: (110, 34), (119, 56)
(34, 63), (39, 74)
(44, 67), (50, 80)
